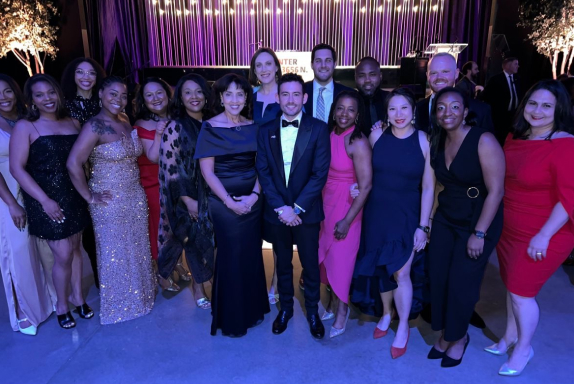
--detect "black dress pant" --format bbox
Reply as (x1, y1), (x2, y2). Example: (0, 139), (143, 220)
(271, 222), (320, 318)
(428, 216), (496, 341)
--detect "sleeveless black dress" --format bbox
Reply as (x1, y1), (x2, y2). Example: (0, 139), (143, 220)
(22, 135), (88, 240)
(194, 122), (270, 337)
(351, 128), (425, 316)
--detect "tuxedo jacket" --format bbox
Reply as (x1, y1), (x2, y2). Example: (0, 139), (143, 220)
(481, 72), (524, 116)
(303, 80), (353, 117)
(414, 96), (495, 134)
(256, 114), (331, 225)
(360, 88), (391, 137)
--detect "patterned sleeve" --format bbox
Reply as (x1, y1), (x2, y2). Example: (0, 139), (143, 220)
(552, 139), (574, 223)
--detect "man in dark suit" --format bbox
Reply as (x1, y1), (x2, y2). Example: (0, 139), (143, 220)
(256, 73), (331, 339)
(481, 57), (523, 145)
(415, 53), (494, 134)
(455, 61), (484, 99)
(303, 43), (352, 123)
(355, 56), (390, 137)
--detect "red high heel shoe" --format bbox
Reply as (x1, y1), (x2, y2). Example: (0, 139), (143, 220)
(391, 328), (410, 359)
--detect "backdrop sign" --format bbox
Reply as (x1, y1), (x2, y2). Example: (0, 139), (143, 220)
(276, 51), (313, 82)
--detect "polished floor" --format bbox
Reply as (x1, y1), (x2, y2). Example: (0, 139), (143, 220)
(1, 250), (573, 384)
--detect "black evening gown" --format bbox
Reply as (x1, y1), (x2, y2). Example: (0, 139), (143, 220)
(22, 134), (89, 240)
(195, 122), (270, 337)
(351, 128), (424, 316)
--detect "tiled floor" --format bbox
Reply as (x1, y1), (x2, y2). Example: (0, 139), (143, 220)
(1, 250), (573, 384)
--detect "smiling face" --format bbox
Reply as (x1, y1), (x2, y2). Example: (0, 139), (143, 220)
(436, 92), (468, 131)
(277, 81), (307, 119)
(98, 82), (128, 115)
(0, 80), (16, 115)
(143, 82), (169, 116)
(254, 52), (279, 85)
(181, 80), (206, 118)
(334, 96), (359, 130)
(311, 49), (336, 85)
(387, 95), (414, 129)
(221, 82), (247, 116)
(427, 55), (459, 93)
(75, 61), (97, 93)
(31, 81), (60, 114)
(355, 61), (382, 97)
(524, 89), (556, 131)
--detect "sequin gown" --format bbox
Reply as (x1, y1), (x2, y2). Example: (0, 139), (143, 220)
(89, 130), (156, 324)
(0, 125), (54, 331)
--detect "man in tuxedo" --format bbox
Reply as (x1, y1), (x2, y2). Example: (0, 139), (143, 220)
(481, 57), (522, 145)
(413, 52), (489, 328)
(455, 61), (484, 99)
(414, 53), (494, 134)
(256, 73), (331, 339)
(303, 43), (352, 123)
(355, 56), (390, 137)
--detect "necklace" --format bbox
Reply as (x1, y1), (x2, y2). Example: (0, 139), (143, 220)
(0, 114), (18, 128)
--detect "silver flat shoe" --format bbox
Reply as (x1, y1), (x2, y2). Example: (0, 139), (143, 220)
(498, 348), (534, 376)
(484, 338), (518, 356)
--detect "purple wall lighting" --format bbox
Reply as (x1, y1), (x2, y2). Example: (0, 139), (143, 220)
(146, 0), (445, 67)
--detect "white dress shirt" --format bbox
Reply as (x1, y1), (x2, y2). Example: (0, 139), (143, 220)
(504, 70), (518, 111)
(312, 80), (334, 122)
(281, 112), (302, 186)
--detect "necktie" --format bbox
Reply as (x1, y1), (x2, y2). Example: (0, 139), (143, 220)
(282, 119), (299, 128)
(316, 87), (326, 122)
(369, 102), (378, 126)
(510, 75), (518, 110)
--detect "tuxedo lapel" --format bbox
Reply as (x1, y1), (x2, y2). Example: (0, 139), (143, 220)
(268, 119), (286, 183)
(290, 115), (312, 178)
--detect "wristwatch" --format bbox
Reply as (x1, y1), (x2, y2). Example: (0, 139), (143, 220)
(417, 225), (430, 233)
(474, 230), (486, 239)
(293, 206), (302, 215)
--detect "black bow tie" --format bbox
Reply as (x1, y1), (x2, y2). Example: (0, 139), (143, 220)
(282, 119), (299, 128)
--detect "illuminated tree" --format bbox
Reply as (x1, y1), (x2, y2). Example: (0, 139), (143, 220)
(0, 0), (59, 76)
(518, 0), (574, 79)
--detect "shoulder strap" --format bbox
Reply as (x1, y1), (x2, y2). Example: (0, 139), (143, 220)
(30, 121), (41, 136)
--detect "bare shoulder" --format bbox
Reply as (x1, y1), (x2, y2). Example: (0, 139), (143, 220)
(478, 131), (499, 147)
(349, 133), (370, 150)
(552, 131), (574, 139)
(417, 129), (430, 147)
(87, 117), (116, 135)
(369, 128), (383, 147)
(134, 119), (156, 131)
(12, 119), (32, 133)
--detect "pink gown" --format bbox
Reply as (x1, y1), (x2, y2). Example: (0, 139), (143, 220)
(318, 128), (363, 304)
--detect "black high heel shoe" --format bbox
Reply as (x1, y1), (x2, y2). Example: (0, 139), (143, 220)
(75, 303), (94, 319)
(441, 333), (470, 368)
(57, 312), (76, 329)
(428, 346), (446, 360)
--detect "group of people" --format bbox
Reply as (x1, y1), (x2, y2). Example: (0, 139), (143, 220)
(1, 43), (573, 378)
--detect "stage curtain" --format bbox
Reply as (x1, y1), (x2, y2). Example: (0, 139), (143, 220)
(441, 0), (493, 67)
(83, 0), (148, 81)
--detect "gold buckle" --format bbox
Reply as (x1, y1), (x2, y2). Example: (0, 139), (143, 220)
(467, 187), (479, 199)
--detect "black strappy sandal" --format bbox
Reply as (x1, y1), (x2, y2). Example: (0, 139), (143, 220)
(57, 312), (76, 329)
(74, 303), (95, 319)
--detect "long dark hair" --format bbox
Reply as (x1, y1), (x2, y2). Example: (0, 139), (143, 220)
(249, 47), (282, 86)
(169, 73), (213, 120)
(429, 87), (472, 168)
(512, 80), (574, 139)
(23, 74), (68, 121)
(60, 57), (106, 101)
(327, 90), (365, 144)
(211, 74), (253, 119)
(0, 74), (26, 119)
(383, 87), (417, 125)
(133, 77), (173, 121)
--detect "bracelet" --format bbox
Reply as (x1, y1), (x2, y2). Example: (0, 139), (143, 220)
(223, 194), (230, 207)
(252, 190), (260, 197)
(89, 194), (95, 204)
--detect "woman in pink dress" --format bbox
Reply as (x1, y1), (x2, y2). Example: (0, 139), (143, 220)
(319, 91), (372, 338)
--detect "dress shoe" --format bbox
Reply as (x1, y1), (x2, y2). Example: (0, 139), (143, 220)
(391, 328), (410, 359)
(308, 314), (325, 339)
(272, 310), (292, 335)
(484, 338), (518, 356)
(17, 318), (37, 336)
(470, 311), (486, 329)
(498, 348), (534, 376)
(329, 308), (350, 338)
(428, 346), (446, 360)
(321, 310), (335, 321)
(373, 310), (394, 339)
(441, 333), (470, 368)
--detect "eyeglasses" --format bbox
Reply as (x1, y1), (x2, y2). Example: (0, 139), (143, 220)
(75, 69), (97, 78)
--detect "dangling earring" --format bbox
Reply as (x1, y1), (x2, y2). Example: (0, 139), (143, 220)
(411, 118), (416, 126)
(98, 100), (102, 107)
(355, 116), (359, 125)
(31, 104), (37, 111)
(221, 101), (224, 107)
(386, 119), (391, 127)
(462, 119), (467, 125)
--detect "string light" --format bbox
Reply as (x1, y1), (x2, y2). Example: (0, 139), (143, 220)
(159, 8), (164, 14)
(413, 6), (418, 12)
(297, 8), (302, 14)
(378, 5), (383, 12)
(185, 9), (190, 15)
(276, 8), (281, 14)
(214, 9), (220, 15)
(230, 8), (235, 14)
(433, 5), (438, 11)
(250, 8), (255, 15)
(361, 6), (366, 13)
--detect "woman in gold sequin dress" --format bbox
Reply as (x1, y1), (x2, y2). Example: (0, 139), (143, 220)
(67, 76), (159, 325)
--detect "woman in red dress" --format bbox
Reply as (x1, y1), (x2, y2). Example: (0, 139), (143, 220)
(489, 80), (574, 376)
(133, 77), (191, 291)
